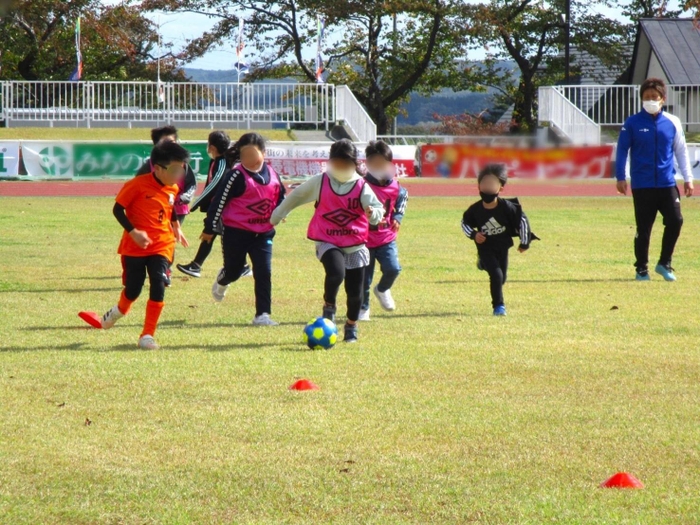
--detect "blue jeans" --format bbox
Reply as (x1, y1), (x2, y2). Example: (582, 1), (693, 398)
(362, 240), (401, 310)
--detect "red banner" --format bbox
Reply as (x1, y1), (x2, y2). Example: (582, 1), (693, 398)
(419, 143), (613, 179)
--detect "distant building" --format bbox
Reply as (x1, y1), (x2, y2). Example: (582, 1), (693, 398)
(628, 18), (700, 131)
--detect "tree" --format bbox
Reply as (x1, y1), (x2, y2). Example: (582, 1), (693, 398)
(432, 110), (512, 136)
(0, 0), (185, 81)
(459, 0), (627, 131)
(138, 0), (475, 134)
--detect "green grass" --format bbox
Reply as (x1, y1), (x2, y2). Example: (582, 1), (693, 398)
(0, 128), (294, 142)
(1, 195), (700, 524)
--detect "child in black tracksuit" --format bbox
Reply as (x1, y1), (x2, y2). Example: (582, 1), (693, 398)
(177, 130), (236, 278)
(461, 164), (536, 316)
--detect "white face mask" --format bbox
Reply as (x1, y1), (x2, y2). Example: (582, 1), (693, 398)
(329, 168), (356, 183)
(643, 100), (662, 115)
(369, 169), (394, 182)
(242, 161), (264, 173)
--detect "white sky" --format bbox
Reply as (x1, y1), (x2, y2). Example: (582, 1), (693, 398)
(102, 0), (691, 71)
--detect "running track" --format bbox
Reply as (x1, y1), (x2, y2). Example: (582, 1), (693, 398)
(0, 179), (621, 197)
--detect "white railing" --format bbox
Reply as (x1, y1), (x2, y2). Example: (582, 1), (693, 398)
(552, 84), (700, 130)
(0, 81), (336, 129)
(538, 86), (601, 145)
(335, 85), (377, 143)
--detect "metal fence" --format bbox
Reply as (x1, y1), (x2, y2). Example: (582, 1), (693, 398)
(335, 85), (377, 143)
(0, 81), (338, 129)
(551, 84), (700, 132)
(537, 87), (602, 145)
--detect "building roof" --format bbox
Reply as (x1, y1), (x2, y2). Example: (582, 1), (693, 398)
(636, 18), (700, 84)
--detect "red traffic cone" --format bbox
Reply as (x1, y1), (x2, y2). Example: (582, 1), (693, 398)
(289, 379), (319, 391)
(599, 472), (644, 489)
(78, 311), (102, 329)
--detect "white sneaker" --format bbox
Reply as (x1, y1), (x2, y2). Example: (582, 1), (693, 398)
(358, 308), (371, 321)
(212, 268), (229, 302)
(138, 335), (159, 350)
(101, 305), (124, 329)
(373, 286), (395, 311)
(252, 313), (279, 326)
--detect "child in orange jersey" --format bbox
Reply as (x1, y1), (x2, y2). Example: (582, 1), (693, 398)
(79, 141), (191, 349)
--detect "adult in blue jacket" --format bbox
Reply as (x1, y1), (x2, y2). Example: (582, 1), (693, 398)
(616, 78), (694, 282)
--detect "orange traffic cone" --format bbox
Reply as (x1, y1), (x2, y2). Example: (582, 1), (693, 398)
(600, 472), (644, 489)
(289, 379), (319, 391)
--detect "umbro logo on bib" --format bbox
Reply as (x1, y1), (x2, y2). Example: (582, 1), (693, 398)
(246, 199), (273, 216)
(323, 208), (361, 227)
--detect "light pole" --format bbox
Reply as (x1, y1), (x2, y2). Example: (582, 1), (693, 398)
(564, 0), (571, 84)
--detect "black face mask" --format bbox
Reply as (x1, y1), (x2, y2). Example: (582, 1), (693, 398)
(480, 191), (498, 203)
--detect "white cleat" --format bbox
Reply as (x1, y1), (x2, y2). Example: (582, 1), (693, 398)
(138, 335), (159, 350)
(101, 305), (124, 329)
(373, 286), (396, 311)
(211, 268), (229, 302)
(358, 308), (371, 321)
(252, 313), (279, 326)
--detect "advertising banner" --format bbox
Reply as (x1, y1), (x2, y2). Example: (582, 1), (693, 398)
(19, 141), (208, 179)
(0, 142), (21, 178)
(419, 143), (614, 179)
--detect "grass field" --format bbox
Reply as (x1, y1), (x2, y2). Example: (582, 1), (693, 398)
(0, 128), (294, 142)
(1, 194), (700, 524)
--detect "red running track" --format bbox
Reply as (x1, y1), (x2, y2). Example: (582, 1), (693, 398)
(0, 179), (621, 197)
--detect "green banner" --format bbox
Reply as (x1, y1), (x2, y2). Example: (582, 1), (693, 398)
(72, 142), (208, 179)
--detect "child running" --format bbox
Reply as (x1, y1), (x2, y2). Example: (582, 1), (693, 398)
(270, 139), (385, 343)
(78, 141), (191, 349)
(177, 130), (252, 278)
(359, 140), (408, 321)
(136, 125), (197, 224)
(461, 164), (536, 316)
(203, 133), (286, 326)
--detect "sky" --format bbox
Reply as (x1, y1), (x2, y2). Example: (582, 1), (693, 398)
(102, 0), (692, 71)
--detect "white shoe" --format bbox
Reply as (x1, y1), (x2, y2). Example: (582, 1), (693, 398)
(138, 335), (159, 350)
(212, 268), (229, 302)
(252, 313), (279, 326)
(373, 286), (395, 311)
(358, 308), (371, 321)
(101, 305), (124, 329)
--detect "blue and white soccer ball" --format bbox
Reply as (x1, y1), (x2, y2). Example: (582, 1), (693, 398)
(303, 317), (338, 350)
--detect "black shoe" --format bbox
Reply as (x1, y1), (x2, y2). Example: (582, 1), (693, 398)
(240, 264), (253, 278)
(322, 305), (337, 323)
(177, 262), (202, 278)
(164, 268), (172, 288)
(343, 323), (358, 343)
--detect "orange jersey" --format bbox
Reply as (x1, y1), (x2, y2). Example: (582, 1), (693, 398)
(115, 173), (179, 261)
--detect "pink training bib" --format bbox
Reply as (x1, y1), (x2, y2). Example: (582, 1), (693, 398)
(307, 173), (369, 248)
(221, 164), (281, 233)
(366, 178), (400, 249)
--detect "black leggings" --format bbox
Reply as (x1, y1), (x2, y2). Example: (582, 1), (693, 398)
(193, 234), (217, 266)
(219, 226), (274, 316)
(321, 249), (365, 323)
(121, 255), (169, 302)
(632, 186), (683, 269)
(479, 247), (509, 308)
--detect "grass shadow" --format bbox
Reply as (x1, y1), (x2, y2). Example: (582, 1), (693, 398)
(434, 278), (632, 284)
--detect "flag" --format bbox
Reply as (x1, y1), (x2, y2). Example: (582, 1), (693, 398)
(69, 16), (82, 81)
(315, 17), (325, 84)
(157, 82), (165, 104)
(233, 18), (249, 74)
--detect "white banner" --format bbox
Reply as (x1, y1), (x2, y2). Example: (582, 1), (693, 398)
(265, 142), (416, 179)
(0, 142), (21, 178)
(21, 141), (75, 178)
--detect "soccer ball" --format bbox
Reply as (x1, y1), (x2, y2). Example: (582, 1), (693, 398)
(303, 317), (338, 350)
